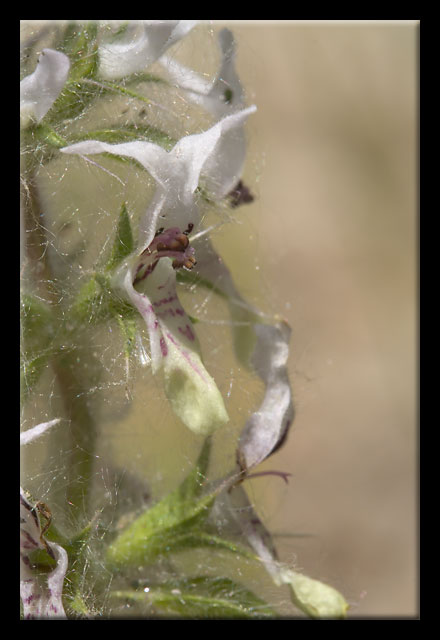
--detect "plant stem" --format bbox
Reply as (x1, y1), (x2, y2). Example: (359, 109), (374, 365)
(51, 352), (98, 518)
(21, 152), (98, 521)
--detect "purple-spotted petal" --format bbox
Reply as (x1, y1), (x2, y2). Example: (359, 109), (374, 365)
(20, 489), (68, 619)
(121, 257), (229, 435)
(99, 21), (197, 79)
(20, 420), (67, 618)
(20, 49), (70, 125)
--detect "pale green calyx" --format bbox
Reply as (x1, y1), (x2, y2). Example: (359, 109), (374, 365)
(276, 568), (349, 619)
(163, 338), (230, 435)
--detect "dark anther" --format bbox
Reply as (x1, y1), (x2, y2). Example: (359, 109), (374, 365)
(227, 180), (254, 208)
(142, 226), (197, 276)
(173, 255), (197, 270)
(184, 255), (197, 269)
(223, 88), (233, 104)
(176, 234), (189, 249)
(157, 233), (189, 253)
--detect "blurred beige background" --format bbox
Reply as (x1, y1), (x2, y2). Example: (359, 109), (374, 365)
(217, 20), (418, 618)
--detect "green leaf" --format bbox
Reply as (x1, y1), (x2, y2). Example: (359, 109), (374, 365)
(68, 592), (91, 618)
(58, 22), (99, 81)
(71, 273), (134, 325)
(21, 352), (51, 401)
(105, 203), (134, 271)
(20, 294), (55, 397)
(123, 72), (166, 86)
(33, 122), (68, 148)
(21, 293), (54, 347)
(91, 80), (153, 107)
(159, 531), (256, 560)
(71, 124), (176, 151)
(112, 576), (277, 618)
(46, 24), (100, 122)
(48, 80), (101, 122)
(106, 439), (215, 567)
(67, 206), (137, 349)
(60, 516), (100, 618)
(116, 313), (138, 360)
(70, 275), (107, 323)
(177, 436), (211, 500)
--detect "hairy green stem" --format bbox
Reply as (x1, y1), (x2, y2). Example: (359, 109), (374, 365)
(21, 151), (98, 520)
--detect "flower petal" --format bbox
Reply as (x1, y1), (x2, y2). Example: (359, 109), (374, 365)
(20, 418), (60, 446)
(160, 29), (251, 199)
(99, 21), (197, 79)
(122, 258), (229, 435)
(194, 238), (294, 471)
(237, 322), (294, 471)
(225, 484), (280, 575)
(20, 420), (67, 617)
(20, 489), (68, 619)
(20, 49), (70, 125)
(161, 28), (244, 116)
(60, 106), (256, 248)
(198, 105), (256, 200)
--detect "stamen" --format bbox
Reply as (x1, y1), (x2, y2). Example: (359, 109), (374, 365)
(135, 226), (197, 284)
(245, 470), (292, 485)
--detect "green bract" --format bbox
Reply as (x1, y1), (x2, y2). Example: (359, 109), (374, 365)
(111, 576), (276, 619)
(106, 438), (208, 566)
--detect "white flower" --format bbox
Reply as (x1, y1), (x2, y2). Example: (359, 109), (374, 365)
(61, 105), (256, 250)
(60, 107), (256, 435)
(161, 29), (248, 199)
(98, 20), (198, 80)
(20, 419), (68, 619)
(20, 49), (70, 126)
